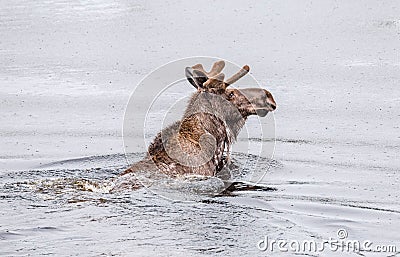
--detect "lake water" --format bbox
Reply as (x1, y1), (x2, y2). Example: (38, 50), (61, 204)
(1, 0), (399, 256)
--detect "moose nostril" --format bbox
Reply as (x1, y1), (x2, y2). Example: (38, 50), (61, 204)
(271, 104), (276, 110)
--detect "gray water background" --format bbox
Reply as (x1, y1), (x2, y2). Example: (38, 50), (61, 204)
(1, 1), (399, 256)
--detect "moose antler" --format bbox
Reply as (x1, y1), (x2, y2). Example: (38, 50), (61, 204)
(191, 61), (250, 90)
(225, 65), (250, 86)
(192, 60), (225, 77)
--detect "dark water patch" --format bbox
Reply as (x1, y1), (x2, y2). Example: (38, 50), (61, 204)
(343, 203), (400, 214)
(276, 138), (313, 144)
(248, 137), (400, 152)
(287, 181), (325, 185)
(30, 226), (60, 231)
(374, 19), (400, 29)
(221, 181), (277, 195)
(283, 157), (399, 174)
(246, 137), (313, 144)
(0, 230), (23, 240)
(262, 194), (400, 215)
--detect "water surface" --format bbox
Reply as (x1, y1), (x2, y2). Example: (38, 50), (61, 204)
(1, 0), (399, 256)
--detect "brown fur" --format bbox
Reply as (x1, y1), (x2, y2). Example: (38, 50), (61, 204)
(122, 61), (276, 177)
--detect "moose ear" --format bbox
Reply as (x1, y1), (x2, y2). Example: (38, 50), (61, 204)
(185, 67), (208, 89)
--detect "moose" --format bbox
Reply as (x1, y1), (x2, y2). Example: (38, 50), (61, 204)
(121, 60), (276, 179)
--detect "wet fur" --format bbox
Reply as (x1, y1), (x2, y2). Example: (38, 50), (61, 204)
(123, 90), (247, 176)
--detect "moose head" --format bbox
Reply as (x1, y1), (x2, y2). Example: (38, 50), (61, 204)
(185, 60), (276, 118)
